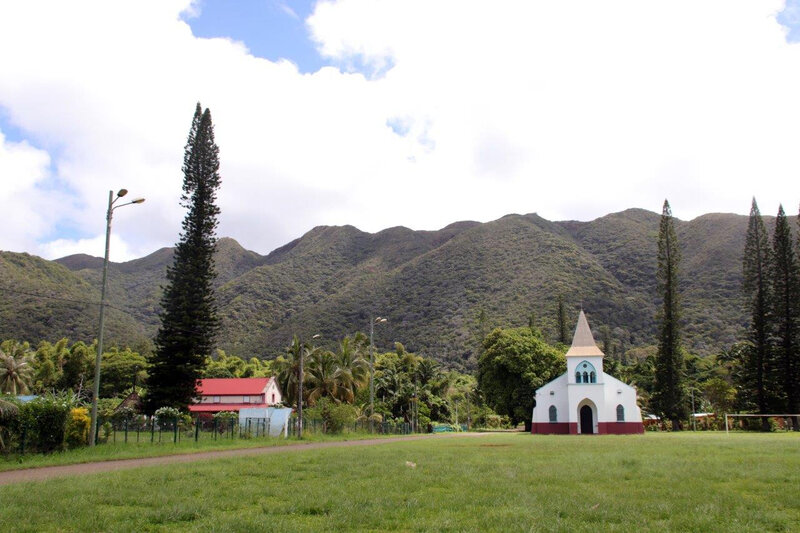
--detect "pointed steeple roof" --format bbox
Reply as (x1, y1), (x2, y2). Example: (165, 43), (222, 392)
(565, 310), (604, 357)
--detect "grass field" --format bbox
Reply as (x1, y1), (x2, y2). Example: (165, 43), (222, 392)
(0, 432), (798, 532)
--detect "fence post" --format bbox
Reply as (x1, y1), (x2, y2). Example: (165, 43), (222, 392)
(20, 427), (26, 455)
(124, 419), (128, 444)
(195, 416), (200, 442)
(151, 418), (155, 443)
(95, 419), (100, 445)
(173, 417), (178, 443)
(213, 418), (217, 440)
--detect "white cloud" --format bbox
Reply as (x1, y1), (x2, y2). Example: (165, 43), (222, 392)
(0, 131), (60, 252)
(0, 0), (799, 261)
(39, 233), (139, 263)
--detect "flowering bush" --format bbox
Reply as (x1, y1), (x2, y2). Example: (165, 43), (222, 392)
(65, 407), (90, 448)
(154, 406), (181, 420)
(113, 406), (136, 423)
(212, 411), (238, 424)
(154, 406), (181, 429)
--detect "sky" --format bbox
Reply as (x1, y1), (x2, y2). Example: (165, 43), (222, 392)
(1, 0), (800, 262)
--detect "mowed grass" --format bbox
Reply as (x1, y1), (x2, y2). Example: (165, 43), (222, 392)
(1, 432), (798, 532)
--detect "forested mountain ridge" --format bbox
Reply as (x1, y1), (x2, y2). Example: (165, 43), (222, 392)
(1, 209), (781, 370)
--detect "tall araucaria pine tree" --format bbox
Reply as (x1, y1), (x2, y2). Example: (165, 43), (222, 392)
(741, 198), (776, 429)
(145, 103), (222, 413)
(771, 205), (800, 429)
(651, 199), (687, 430)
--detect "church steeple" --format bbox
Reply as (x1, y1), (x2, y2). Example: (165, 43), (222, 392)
(565, 310), (604, 357)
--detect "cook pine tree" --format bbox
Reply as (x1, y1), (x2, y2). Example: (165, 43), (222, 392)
(771, 205), (800, 429)
(741, 198), (774, 429)
(651, 199), (687, 429)
(145, 103), (222, 413)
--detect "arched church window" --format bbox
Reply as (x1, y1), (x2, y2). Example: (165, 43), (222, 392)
(549, 405), (557, 423)
(616, 404), (625, 422)
(577, 361), (597, 384)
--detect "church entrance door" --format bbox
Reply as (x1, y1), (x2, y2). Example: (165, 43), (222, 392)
(580, 405), (593, 434)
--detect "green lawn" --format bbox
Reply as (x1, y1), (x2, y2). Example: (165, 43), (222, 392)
(1, 432), (798, 532)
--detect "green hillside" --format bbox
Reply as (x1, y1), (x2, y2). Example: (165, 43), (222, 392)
(0, 209), (769, 369)
(0, 252), (147, 346)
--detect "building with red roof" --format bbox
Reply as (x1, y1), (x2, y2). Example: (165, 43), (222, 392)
(189, 377), (282, 415)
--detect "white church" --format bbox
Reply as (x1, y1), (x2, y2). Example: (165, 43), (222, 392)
(531, 310), (644, 434)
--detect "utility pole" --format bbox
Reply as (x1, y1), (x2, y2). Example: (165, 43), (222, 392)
(369, 316), (387, 433)
(297, 333), (320, 439)
(89, 189), (144, 447)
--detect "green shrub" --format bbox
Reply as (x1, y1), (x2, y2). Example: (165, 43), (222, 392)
(0, 396), (20, 452)
(742, 416), (777, 432)
(310, 398), (356, 434)
(18, 394), (74, 453)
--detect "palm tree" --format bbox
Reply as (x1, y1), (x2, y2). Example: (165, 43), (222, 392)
(353, 403), (383, 427)
(305, 350), (343, 405)
(275, 336), (323, 408)
(415, 358), (441, 387)
(332, 335), (369, 403)
(274, 337), (303, 407)
(0, 347), (34, 395)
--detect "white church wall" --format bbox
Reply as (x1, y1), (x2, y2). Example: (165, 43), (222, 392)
(532, 375), (569, 424)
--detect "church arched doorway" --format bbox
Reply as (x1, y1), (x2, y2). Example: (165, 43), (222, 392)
(580, 405), (594, 434)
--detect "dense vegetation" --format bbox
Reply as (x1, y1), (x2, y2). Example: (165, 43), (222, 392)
(3, 208), (792, 371)
(0, 332), (492, 453)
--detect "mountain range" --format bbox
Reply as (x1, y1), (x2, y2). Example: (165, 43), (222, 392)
(0, 208), (777, 370)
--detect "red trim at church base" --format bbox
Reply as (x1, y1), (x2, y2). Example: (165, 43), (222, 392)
(598, 422), (645, 434)
(531, 422), (644, 435)
(531, 423), (574, 434)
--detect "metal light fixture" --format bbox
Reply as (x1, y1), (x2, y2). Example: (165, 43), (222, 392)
(88, 189), (145, 446)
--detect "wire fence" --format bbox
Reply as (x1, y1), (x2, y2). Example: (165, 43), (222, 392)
(84, 416), (415, 447)
(3, 414), (422, 455)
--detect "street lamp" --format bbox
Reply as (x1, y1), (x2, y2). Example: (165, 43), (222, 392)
(297, 333), (320, 439)
(89, 189), (145, 446)
(369, 316), (387, 433)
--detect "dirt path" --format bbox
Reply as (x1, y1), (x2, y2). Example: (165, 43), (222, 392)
(0, 432), (491, 486)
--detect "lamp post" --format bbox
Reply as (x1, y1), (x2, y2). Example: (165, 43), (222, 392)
(89, 189), (145, 446)
(297, 333), (320, 439)
(369, 316), (387, 433)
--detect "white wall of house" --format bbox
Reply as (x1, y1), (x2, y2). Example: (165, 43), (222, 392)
(265, 380), (282, 405)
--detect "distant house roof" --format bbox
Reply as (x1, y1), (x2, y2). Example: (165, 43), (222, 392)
(114, 390), (141, 412)
(196, 377), (274, 396)
(565, 310), (604, 357)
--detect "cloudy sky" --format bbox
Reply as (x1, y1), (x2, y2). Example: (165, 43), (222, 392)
(1, 0), (799, 262)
